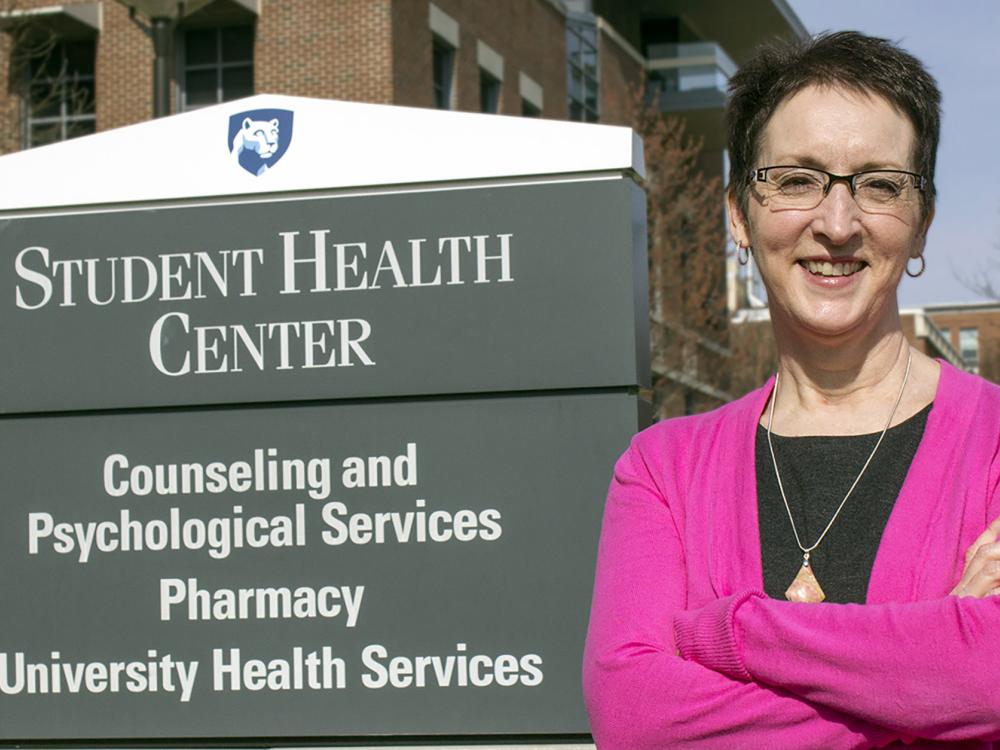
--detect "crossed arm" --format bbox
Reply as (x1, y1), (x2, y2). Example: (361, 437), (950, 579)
(582, 442), (1000, 749)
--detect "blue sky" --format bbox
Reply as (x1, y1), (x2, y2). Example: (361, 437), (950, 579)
(786, 0), (1000, 306)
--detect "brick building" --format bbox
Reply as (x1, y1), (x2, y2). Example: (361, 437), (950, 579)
(0, 0), (805, 415)
(922, 302), (1000, 382)
(1, 0), (578, 149)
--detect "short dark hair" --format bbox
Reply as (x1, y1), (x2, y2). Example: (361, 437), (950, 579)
(726, 31), (941, 217)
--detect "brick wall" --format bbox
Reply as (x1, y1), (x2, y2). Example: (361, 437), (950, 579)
(0, 0), (399, 152)
(256, 0), (393, 103)
(390, 0), (432, 108)
(100, 1), (153, 129)
(0, 0), (583, 153)
(398, 0), (566, 118)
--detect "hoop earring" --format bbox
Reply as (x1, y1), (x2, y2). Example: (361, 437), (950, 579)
(905, 255), (926, 278)
(737, 245), (751, 266)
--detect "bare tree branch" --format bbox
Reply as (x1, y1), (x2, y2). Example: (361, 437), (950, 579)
(956, 256), (1000, 301)
(619, 87), (734, 416)
(1, 1), (94, 153)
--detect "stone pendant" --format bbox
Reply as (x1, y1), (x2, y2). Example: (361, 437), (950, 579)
(785, 556), (826, 603)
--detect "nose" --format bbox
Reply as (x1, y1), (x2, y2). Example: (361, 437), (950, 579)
(813, 181), (861, 245)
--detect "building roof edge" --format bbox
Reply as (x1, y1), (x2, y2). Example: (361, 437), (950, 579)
(770, 0), (810, 40)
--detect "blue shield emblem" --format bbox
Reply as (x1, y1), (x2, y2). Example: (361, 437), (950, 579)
(228, 108), (294, 176)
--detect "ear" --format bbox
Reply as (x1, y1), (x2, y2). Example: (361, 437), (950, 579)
(912, 204), (935, 259)
(270, 119), (279, 127)
(242, 117), (253, 129)
(727, 189), (751, 249)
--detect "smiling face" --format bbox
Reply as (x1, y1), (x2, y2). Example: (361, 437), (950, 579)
(729, 84), (932, 344)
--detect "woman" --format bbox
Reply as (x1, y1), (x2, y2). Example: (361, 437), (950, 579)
(583, 32), (1000, 749)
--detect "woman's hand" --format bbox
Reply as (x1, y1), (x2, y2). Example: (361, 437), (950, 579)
(951, 516), (1000, 598)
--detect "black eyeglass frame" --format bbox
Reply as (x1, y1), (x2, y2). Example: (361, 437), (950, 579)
(749, 165), (928, 197)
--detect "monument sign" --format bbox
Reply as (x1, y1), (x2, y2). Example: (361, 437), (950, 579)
(0, 95), (648, 744)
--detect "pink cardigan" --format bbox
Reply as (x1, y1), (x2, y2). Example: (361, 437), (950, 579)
(583, 361), (1000, 749)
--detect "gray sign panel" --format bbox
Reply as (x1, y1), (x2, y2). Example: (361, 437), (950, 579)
(1, 177), (647, 414)
(0, 391), (639, 739)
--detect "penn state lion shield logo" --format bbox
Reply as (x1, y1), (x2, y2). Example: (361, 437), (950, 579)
(228, 108), (294, 176)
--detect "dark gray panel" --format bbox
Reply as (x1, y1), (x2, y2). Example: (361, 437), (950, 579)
(0, 178), (648, 413)
(0, 392), (637, 739)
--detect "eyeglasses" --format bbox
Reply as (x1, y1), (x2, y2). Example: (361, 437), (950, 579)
(749, 166), (927, 213)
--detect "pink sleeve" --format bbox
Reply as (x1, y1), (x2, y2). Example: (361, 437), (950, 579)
(582, 441), (902, 749)
(673, 592), (1000, 742)
(990, 434), (1000, 519)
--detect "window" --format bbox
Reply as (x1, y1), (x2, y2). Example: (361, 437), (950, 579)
(521, 98), (541, 117)
(475, 40), (503, 114)
(24, 38), (96, 148)
(181, 25), (253, 111)
(429, 3), (459, 109)
(479, 70), (500, 113)
(566, 14), (598, 122)
(960, 328), (979, 370)
(432, 37), (455, 110)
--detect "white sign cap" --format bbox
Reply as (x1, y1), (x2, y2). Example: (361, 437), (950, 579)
(0, 94), (644, 212)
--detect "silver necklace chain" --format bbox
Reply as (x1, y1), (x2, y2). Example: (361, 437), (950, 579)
(766, 348), (913, 556)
